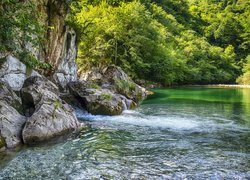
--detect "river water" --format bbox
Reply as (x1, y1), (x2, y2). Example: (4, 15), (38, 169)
(0, 87), (250, 179)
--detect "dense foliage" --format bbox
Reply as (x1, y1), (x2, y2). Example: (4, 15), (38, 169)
(237, 55), (250, 85)
(68, 0), (249, 85)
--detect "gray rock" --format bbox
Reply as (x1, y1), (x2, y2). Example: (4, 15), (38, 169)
(0, 102), (26, 148)
(0, 55), (41, 91)
(0, 80), (23, 114)
(0, 81), (27, 149)
(68, 81), (136, 115)
(103, 66), (147, 102)
(22, 99), (82, 144)
(21, 76), (59, 116)
(53, 27), (78, 91)
(75, 66), (147, 115)
(21, 76), (84, 144)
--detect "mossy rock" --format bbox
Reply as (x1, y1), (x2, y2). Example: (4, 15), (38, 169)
(0, 136), (6, 149)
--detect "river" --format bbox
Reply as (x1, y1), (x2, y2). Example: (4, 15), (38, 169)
(0, 87), (250, 179)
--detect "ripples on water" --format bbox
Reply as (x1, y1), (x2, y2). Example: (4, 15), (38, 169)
(0, 87), (250, 179)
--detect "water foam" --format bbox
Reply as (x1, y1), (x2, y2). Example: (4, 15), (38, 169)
(75, 108), (200, 130)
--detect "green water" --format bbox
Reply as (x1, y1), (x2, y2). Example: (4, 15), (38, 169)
(0, 87), (250, 179)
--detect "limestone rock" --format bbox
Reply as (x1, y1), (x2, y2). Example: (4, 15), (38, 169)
(21, 76), (84, 144)
(53, 27), (78, 90)
(0, 80), (23, 114)
(68, 82), (122, 115)
(76, 66), (147, 115)
(0, 81), (26, 148)
(22, 100), (82, 144)
(0, 102), (26, 148)
(0, 55), (41, 91)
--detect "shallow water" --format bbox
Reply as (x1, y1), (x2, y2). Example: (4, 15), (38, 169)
(0, 87), (250, 179)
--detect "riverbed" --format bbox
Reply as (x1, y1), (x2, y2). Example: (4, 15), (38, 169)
(0, 87), (250, 179)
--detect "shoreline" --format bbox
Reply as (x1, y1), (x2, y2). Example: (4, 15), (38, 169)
(185, 84), (250, 89)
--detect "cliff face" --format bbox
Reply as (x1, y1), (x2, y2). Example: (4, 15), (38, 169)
(40, 0), (77, 89)
(28, 0), (77, 89)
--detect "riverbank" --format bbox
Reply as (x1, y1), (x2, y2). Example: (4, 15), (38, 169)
(182, 84), (250, 89)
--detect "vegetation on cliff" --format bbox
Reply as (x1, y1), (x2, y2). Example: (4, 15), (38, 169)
(68, 0), (249, 85)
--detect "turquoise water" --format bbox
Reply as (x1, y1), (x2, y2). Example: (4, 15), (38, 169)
(0, 87), (250, 179)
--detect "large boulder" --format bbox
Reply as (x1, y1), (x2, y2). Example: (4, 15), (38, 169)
(0, 81), (26, 149)
(22, 99), (82, 144)
(69, 82), (122, 115)
(21, 76), (84, 144)
(80, 66), (147, 103)
(74, 66), (147, 115)
(0, 55), (41, 91)
(21, 76), (59, 116)
(68, 81), (137, 116)
(0, 102), (26, 149)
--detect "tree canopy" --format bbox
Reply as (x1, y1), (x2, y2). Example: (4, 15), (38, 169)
(68, 0), (249, 85)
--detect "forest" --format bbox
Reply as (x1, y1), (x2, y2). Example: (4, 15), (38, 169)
(68, 0), (250, 85)
(1, 0), (250, 85)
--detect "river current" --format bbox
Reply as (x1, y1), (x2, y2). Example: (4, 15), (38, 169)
(0, 87), (250, 179)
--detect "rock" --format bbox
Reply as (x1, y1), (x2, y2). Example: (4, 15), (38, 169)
(22, 99), (82, 144)
(53, 27), (78, 91)
(69, 83), (121, 115)
(21, 76), (84, 144)
(102, 66), (147, 102)
(21, 76), (59, 116)
(0, 81), (26, 148)
(72, 66), (147, 116)
(68, 81), (137, 115)
(0, 55), (41, 91)
(0, 102), (26, 148)
(0, 80), (23, 114)
(80, 66), (147, 102)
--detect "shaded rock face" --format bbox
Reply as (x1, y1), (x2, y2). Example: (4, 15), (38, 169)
(0, 81), (23, 114)
(0, 81), (26, 149)
(0, 103), (26, 149)
(0, 55), (41, 91)
(69, 66), (147, 115)
(21, 76), (83, 144)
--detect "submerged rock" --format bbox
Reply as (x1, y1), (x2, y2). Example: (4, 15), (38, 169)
(21, 76), (84, 144)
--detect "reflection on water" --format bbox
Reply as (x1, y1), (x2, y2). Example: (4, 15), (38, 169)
(0, 87), (250, 179)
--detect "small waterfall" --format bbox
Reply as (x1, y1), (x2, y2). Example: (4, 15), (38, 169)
(121, 99), (128, 110)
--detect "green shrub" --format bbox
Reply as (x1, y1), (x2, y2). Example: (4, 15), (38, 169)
(17, 50), (52, 71)
(101, 93), (112, 101)
(114, 77), (136, 95)
(88, 83), (101, 89)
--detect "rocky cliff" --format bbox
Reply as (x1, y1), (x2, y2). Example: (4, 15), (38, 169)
(0, 0), (77, 89)
(35, 0), (77, 90)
